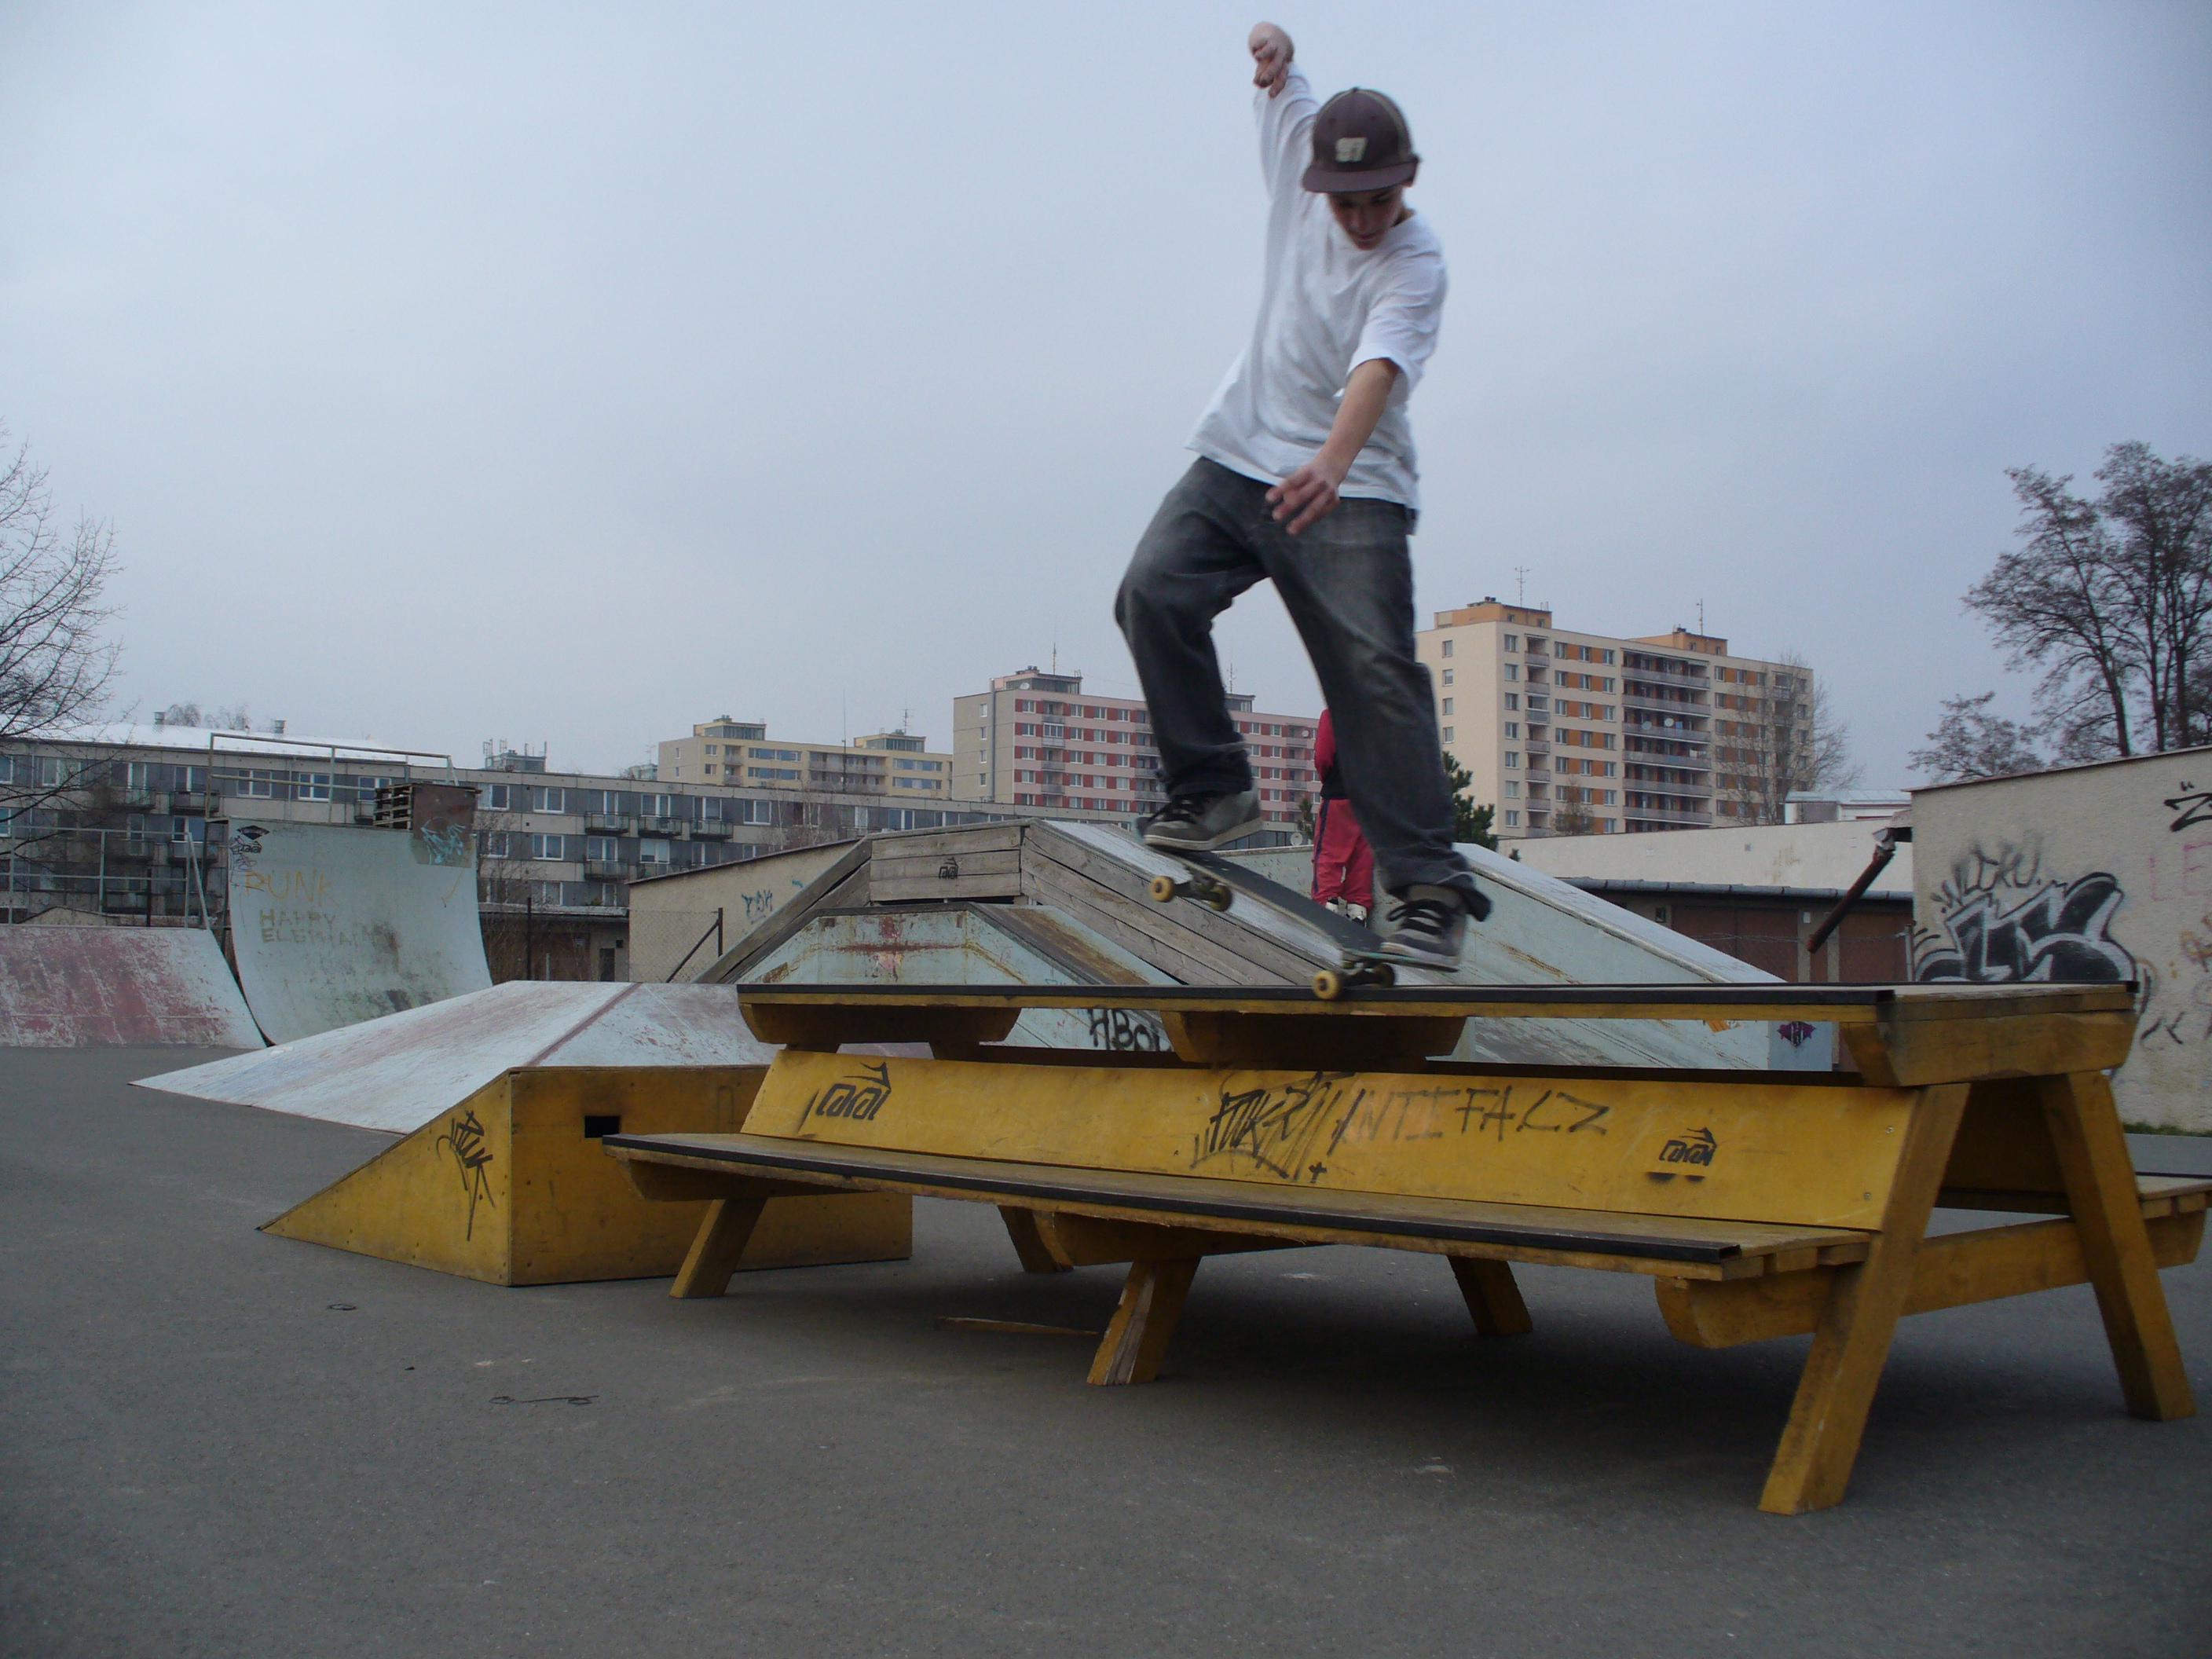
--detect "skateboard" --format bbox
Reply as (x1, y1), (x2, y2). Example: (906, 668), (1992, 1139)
(1141, 844), (1403, 998)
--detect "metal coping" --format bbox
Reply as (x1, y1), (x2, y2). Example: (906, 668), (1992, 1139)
(602, 1134), (1767, 1264)
(734, 982), (2138, 1017)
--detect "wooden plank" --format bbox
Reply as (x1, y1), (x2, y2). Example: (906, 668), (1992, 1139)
(2038, 1071), (2196, 1421)
(1449, 1257), (1533, 1337)
(602, 1133), (1877, 1276)
(871, 873), (1025, 903)
(1845, 1009), (2139, 1088)
(1019, 858), (1266, 987)
(873, 848), (1022, 880)
(873, 824), (1024, 860)
(1759, 1083), (1968, 1515)
(1087, 1256), (1201, 1386)
(668, 1196), (767, 1298)
(1035, 1212), (1302, 1267)
(1024, 829), (1323, 985)
(998, 1207), (1072, 1273)
(738, 1050), (1914, 1231)
(1658, 1206), (2207, 1349)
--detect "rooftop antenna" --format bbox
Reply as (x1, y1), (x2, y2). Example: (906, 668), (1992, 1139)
(1697, 599), (1706, 635)
(1513, 566), (1530, 606)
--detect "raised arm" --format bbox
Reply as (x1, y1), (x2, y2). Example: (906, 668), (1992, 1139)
(1249, 21), (1294, 96)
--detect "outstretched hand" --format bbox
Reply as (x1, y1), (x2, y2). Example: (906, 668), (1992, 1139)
(1249, 22), (1293, 97)
(1267, 453), (1348, 535)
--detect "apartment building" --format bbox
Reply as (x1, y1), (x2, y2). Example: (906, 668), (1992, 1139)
(1415, 601), (1814, 837)
(657, 718), (953, 797)
(950, 667), (1319, 827)
(0, 724), (1038, 934)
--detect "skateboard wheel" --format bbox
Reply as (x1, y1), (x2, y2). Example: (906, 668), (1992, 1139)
(1198, 883), (1232, 912)
(1313, 968), (1345, 1000)
(1148, 874), (1177, 903)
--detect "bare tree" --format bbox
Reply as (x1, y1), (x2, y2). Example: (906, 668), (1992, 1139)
(1964, 445), (2212, 760)
(1908, 691), (2046, 783)
(1550, 800), (1599, 836)
(1715, 653), (1859, 825)
(0, 428), (123, 839)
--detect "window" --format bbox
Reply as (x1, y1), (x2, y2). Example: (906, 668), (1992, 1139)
(529, 786), (566, 814)
(1528, 694), (1550, 712)
(1441, 638), (1454, 658)
(639, 839), (672, 866)
(1441, 698), (1453, 716)
(237, 769), (276, 799)
(1505, 781), (1520, 798)
(1504, 722), (1519, 739)
(1441, 668), (1454, 687)
(1503, 665), (1518, 683)
(298, 773), (331, 803)
(699, 796), (726, 822)
(1441, 727), (1453, 742)
(482, 783), (511, 811)
(1504, 693), (1519, 712)
(529, 833), (566, 860)
(483, 832), (511, 858)
(584, 836), (617, 862)
(1505, 752), (1521, 768)
(1504, 810), (1520, 827)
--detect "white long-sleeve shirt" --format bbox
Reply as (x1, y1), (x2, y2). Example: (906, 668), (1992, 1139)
(1188, 66), (1446, 514)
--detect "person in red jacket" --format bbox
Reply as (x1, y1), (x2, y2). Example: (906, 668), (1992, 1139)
(1309, 709), (1375, 921)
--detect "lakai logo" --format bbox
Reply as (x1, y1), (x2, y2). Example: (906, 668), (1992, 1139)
(1335, 135), (1368, 163)
(1655, 1127), (1718, 1169)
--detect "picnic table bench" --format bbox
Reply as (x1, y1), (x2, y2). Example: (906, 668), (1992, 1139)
(604, 982), (2204, 1514)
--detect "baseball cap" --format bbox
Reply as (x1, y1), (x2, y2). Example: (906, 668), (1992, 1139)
(1302, 88), (1419, 193)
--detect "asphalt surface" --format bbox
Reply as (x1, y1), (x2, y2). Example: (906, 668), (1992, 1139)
(3, 1046), (2210, 1659)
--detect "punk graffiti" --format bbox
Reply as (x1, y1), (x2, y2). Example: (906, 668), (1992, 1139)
(801, 1060), (894, 1126)
(1914, 845), (2137, 985)
(435, 1107), (496, 1241)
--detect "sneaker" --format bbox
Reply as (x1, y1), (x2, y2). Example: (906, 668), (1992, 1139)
(1380, 884), (1470, 968)
(1141, 789), (1264, 852)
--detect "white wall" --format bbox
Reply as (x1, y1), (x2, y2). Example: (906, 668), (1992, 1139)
(1912, 747), (2212, 1131)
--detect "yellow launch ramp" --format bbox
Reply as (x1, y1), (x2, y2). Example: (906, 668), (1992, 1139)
(262, 1064), (910, 1285)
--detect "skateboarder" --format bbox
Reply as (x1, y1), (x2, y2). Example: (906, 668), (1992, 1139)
(1309, 709), (1374, 921)
(1115, 20), (1482, 967)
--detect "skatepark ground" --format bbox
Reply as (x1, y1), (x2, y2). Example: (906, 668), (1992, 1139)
(4, 1047), (2209, 1658)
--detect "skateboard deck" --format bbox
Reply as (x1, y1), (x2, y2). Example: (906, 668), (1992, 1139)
(1140, 844), (1402, 998)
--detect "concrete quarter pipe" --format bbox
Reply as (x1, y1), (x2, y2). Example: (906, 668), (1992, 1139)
(226, 819), (493, 1044)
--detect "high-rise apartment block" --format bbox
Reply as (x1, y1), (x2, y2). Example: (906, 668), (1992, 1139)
(1415, 601), (1813, 837)
(659, 718), (952, 797)
(952, 668), (1318, 826)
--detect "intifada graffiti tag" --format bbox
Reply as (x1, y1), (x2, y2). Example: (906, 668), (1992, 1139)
(1914, 844), (2138, 987)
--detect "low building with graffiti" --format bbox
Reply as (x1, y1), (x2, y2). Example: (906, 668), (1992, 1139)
(1912, 745), (2212, 1131)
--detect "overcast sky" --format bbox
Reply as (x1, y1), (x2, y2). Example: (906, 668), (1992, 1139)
(4, 2), (2207, 784)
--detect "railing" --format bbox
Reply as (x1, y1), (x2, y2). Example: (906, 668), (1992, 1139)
(584, 859), (634, 881)
(1622, 805), (1713, 826)
(585, 812), (635, 834)
(690, 820), (732, 840)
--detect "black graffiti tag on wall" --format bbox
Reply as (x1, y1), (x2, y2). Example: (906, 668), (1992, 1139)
(435, 1108), (496, 1241)
(2165, 782), (2212, 833)
(1915, 846), (2137, 984)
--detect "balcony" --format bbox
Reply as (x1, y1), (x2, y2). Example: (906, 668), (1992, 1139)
(1623, 690), (1707, 715)
(1623, 804), (1712, 826)
(584, 859), (634, 881)
(690, 819), (732, 840)
(586, 812), (634, 834)
(644, 816), (683, 836)
(1523, 740), (1551, 755)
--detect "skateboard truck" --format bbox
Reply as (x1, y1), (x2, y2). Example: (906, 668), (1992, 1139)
(1148, 870), (1232, 911)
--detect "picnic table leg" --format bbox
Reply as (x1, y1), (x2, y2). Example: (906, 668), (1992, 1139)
(2038, 1071), (2195, 1421)
(1449, 1257), (1533, 1338)
(1087, 1256), (1201, 1386)
(669, 1196), (769, 1299)
(998, 1207), (1074, 1273)
(1760, 1082), (1968, 1515)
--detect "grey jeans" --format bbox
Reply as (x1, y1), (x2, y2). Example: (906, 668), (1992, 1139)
(1115, 458), (1478, 901)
